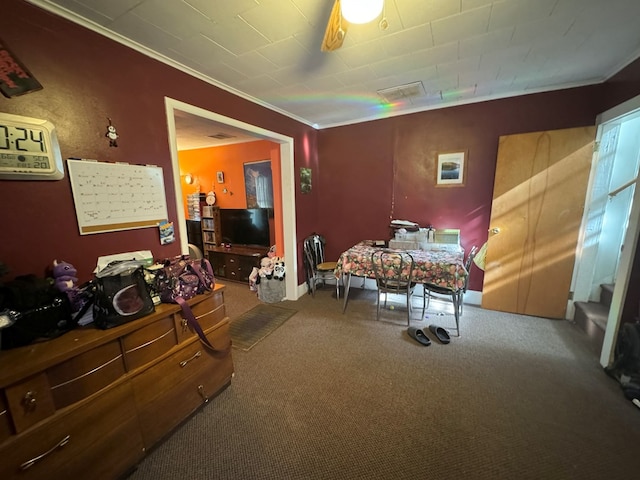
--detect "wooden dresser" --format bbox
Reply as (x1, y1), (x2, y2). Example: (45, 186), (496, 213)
(0, 284), (233, 479)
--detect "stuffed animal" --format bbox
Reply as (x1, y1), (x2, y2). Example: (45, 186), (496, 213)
(256, 256), (274, 283)
(249, 266), (259, 291)
(273, 257), (286, 281)
(52, 259), (80, 310)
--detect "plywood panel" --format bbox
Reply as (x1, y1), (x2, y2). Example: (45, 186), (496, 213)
(482, 126), (596, 318)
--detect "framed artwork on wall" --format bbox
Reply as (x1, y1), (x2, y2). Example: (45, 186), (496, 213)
(436, 151), (466, 187)
(216, 171), (224, 183)
(244, 160), (273, 208)
(300, 167), (312, 194)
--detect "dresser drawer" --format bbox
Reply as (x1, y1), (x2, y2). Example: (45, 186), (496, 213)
(0, 382), (143, 480)
(122, 315), (177, 371)
(0, 395), (14, 442)
(4, 373), (55, 434)
(47, 340), (125, 409)
(131, 321), (233, 447)
(174, 292), (226, 343)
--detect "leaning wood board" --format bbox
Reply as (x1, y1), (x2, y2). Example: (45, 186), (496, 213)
(482, 126), (596, 319)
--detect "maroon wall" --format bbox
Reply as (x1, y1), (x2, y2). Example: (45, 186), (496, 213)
(3, 0), (640, 295)
(318, 87), (605, 291)
(0, 0), (317, 284)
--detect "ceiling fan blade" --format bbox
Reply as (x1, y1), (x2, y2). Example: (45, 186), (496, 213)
(321, 0), (348, 52)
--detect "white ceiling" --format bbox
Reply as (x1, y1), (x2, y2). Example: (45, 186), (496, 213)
(28, 0), (640, 149)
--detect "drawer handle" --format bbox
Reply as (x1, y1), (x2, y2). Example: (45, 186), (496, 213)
(198, 384), (209, 403)
(20, 435), (70, 470)
(179, 350), (202, 367)
(22, 390), (37, 410)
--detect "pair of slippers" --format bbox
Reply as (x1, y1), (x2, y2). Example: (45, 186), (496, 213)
(407, 325), (451, 346)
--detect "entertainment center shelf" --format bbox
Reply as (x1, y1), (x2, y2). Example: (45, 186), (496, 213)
(208, 246), (267, 283)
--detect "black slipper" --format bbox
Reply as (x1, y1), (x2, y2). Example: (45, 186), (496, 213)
(407, 327), (431, 346)
(429, 325), (451, 344)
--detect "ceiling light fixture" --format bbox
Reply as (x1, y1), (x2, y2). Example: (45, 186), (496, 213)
(341, 0), (384, 25)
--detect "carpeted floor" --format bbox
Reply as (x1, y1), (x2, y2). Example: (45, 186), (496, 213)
(125, 281), (640, 480)
(230, 303), (298, 351)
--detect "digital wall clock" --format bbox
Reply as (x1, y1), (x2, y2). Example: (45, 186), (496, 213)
(0, 112), (64, 180)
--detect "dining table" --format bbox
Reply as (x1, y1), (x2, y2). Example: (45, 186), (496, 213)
(335, 240), (468, 313)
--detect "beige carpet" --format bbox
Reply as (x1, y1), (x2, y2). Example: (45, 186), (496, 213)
(126, 281), (640, 480)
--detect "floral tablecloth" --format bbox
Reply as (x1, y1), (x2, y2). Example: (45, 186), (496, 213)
(335, 240), (467, 289)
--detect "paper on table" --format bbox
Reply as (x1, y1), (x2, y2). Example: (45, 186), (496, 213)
(94, 250), (154, 273)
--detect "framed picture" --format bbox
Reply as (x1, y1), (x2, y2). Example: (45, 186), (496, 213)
(300, 167), (312, 194)
(436, 151), (466, 187)
(216, 171), (224, 183)
(244, 160), (273, 208)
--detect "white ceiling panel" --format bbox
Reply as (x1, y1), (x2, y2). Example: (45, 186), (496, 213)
(26, 0), (640, 147)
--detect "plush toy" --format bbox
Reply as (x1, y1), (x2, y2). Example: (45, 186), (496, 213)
(52, 259), (80, 310)
(249, 266), (259, 292)
(256, 256), (274, 284)
(267, 245), (277, 259)
(273, 257), (286, 281)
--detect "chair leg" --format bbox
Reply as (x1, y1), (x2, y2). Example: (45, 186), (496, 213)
(452, 291), (461, 337)
(376, 290), (381, 321)
(406, 290), (411, 326)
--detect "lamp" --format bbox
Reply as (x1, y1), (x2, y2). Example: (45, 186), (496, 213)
(185, 174), (194, 184)
(341, 0), (384, 24)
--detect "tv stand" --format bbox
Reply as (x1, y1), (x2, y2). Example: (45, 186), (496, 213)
(208, 245), (267, 283)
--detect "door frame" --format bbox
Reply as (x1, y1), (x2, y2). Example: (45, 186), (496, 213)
(164, 97), (300, 300)
(570, 93), (640, 367)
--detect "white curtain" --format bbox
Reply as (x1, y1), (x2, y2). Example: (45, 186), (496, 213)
(256, 175), (273, 208)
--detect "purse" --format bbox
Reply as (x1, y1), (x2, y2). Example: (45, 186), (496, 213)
(0, 274), (75, 349)
(154, 255), (215, 304)
(153, 256), (228, 354)
(93, 260), (155, 329)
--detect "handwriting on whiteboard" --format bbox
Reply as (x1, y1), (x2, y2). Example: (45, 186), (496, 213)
(67, 159), (169, 235)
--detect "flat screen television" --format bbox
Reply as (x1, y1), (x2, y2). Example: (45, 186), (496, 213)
(219, 208), (272, 247)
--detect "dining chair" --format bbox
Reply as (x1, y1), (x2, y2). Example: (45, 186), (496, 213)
(371, 249), (416, 325)
(422, 245), (478, 336)
(302, 234), (339, 298)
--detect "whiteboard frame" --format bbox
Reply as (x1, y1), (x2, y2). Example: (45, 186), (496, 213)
(67, 159), (168, 235)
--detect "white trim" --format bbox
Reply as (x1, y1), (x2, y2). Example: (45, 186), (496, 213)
(164, 98), (300, 301)
(592, 93), (640, 368)
(25, 1), (639, 131)
(27, 0), (314, 129)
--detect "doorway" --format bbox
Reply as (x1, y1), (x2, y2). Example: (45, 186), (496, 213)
(164, 97), (300, 301)
(570, 94), (640, 367)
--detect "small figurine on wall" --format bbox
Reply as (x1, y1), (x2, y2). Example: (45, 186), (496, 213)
(105, 118), (119, 147)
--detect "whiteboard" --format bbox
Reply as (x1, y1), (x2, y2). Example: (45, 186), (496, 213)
(67, 159), (169, 235)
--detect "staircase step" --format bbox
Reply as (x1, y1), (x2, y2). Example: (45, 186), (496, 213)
(600, 283), (615, 309)
(573, 301), (607, 354)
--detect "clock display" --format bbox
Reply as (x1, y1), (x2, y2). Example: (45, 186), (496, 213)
(0, 124), (48, 153)
(0, 112), (64, 180)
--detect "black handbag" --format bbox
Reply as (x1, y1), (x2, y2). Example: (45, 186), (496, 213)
(93, 261), (155, 329)
(0, 275), (75, 349)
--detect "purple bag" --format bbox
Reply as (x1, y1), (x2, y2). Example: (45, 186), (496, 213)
(153, 256), (227, 354)
(154, 256), (215, 304)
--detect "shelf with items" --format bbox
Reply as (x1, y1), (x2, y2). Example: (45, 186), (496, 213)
(200, 206), (221, 254)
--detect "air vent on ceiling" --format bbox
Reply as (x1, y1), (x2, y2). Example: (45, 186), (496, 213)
(208, 133), (236, 140)
(377, 81), (426, 104)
